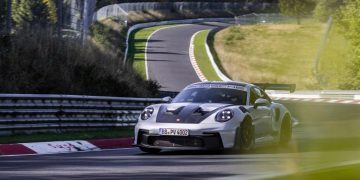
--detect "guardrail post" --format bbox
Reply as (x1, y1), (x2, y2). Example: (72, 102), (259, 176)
(313, 16), (333, 84)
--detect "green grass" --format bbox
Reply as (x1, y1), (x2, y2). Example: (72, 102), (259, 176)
(213, 19), (351, 90)
(0, 128), (133, 144)
(128, 25), (174, 79)
(269, 163), (360, 180)
(193, 30), (222, 81)
(317, 25), (352, 89)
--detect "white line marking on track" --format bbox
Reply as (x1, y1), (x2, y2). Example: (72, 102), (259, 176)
(204, 30), (231, 81)
(21, 141), (99, 154)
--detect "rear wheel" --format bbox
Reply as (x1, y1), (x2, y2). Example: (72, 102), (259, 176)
(279, 115), (292, 146)
(139, 147), (161, 154)
(235, 117), (255, 152)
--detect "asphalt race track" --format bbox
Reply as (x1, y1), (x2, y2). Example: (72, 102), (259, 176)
(0, 23), (359, 179)
(0, 148), (305, 179)
(146, 22), (231, 91)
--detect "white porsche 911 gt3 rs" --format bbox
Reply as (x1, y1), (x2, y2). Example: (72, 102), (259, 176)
(134, 81), (293, 153)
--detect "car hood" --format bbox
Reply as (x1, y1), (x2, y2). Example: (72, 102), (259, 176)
(156, 103), (231, 124)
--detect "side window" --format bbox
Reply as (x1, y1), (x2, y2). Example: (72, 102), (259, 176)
(250, 88), (260, 105)
(250, 87), (272, 105)
(260, 89), (272, 102)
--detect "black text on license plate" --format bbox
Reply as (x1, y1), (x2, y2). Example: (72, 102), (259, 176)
(159, 128), (189, 136)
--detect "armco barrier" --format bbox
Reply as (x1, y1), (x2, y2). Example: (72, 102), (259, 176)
(0, 90), (359, 136)
(0, 94), (163, 135)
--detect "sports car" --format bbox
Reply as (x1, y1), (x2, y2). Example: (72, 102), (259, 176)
(134, 81), (293, 153)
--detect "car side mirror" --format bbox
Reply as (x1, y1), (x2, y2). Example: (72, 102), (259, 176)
(162, 96), (172, 103)
(254, 98), (269, 109)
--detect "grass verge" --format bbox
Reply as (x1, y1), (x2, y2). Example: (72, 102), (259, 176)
(213, 19), (351, 90)
(193, 30), (222, 81)
(0, 128), (133, 144)
(128, 25), (173, 79)
(269, 163), (360, 180)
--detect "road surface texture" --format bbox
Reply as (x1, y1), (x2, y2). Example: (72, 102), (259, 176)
(0, 102), (359, 179)
(146, 22), (230, 91)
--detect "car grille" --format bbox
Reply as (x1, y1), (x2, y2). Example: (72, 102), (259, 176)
(148, 136), (204, 147)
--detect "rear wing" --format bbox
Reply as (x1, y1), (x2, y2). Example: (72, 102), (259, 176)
(253, 83), (296, 93)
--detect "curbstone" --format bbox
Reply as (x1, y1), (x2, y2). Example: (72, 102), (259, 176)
(0, 137), (134, 156)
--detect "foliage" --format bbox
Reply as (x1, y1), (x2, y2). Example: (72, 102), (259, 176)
(0, 27), (160, 97)
(278, 0), (315, 24)
(314, 0), (344, 22)
(90, 19), (127, 58)
(12, 0), (34, 27)
(0, 1), (6, 29)
(41, 0), (57, 24)
(11, 0), (57, 28)
(337, 0), (360, 89)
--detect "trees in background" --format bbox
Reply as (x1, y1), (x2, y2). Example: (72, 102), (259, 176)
(278, 0), (315, 24)
(0, 0), (13, 34)
(42, 0), (58, 24)
(0, 2), (5, 33)
(314, 0), (344, 22)
(337, 0), (360, 89)
(12, 0), (58, 28)
(0, 26), (159, 97)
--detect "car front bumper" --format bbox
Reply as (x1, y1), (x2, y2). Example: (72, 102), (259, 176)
(135, 129), (224, 150)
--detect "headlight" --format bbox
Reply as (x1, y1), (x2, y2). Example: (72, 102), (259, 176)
(215, 109), (234, 122)
(140, 107), (154, 120)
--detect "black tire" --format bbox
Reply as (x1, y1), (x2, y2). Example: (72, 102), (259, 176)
(279, 115), (292, 146)
(235, 117), (255, 152)
(139, 147), (161, 154)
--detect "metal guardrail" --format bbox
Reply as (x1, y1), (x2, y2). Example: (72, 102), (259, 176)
(234, 13), (291, 24)
(267, 90), (360, 100)
(93, 2), (278, 23)
(0, 94), (163, 135)
(1, 90), (358, 135)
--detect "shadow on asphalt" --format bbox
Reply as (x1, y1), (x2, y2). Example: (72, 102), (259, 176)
(137, 143), (297, 156)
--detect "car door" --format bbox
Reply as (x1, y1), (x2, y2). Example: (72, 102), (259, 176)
(248, 87), (272, 137)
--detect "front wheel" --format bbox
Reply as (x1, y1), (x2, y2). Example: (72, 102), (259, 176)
(139, 147), (161, 154)
(235, 117), (255, 152)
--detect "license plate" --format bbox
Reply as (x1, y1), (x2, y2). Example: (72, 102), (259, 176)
(159, 128), (189, 136)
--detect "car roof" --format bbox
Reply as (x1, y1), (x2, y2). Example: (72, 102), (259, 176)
(191, 81), (249, 87)
(185, 81), (252, 90)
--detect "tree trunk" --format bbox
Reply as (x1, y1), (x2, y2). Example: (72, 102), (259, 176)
(0, 0), (4, 33)
(56, 0), (63, 36)
(296, 16), (301, 25)
(6, 0), (12, 33)
(81, 0), (87, 45)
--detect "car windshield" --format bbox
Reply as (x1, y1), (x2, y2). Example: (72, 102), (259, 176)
(172, 88), (247, 105)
